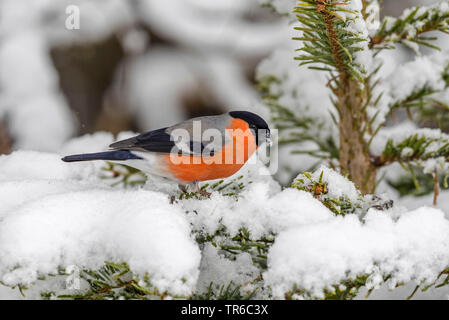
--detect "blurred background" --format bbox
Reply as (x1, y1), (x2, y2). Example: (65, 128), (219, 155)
(0, 0), (440, 155)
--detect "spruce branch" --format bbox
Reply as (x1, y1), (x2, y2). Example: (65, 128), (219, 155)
(191, 280), (259, 300)
(285, 274), (371, 300)
(377, 128), (449, 204)
(194, 225), (275, 270)
(370, 2), (449, 51)
(418, 99), (449, 132)
(293, 0), (369, 80)
(42, 262), (179, 300)
(389, 86), (440, 113)
(292, 170), (363, 215)
(373, 130), (449, 167)
(100, 162), (147, 187)
(387, 168), (449, 198)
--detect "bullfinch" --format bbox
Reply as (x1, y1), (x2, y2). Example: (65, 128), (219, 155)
(62, 111), (271, 195)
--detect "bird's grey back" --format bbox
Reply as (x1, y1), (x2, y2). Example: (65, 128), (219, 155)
(166, 113), (231, 138)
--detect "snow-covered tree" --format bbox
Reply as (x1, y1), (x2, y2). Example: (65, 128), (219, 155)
(258, 0), (449, 198)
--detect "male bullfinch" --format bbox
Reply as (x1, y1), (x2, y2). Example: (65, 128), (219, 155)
(62, 111), (271, 195)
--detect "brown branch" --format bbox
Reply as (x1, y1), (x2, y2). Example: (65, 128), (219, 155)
(433, 169), (440, 206)
(323, 9), (347, 80)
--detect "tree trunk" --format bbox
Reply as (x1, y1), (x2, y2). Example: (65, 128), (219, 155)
(336, 79), (377, 194)
(322, 7), (378, 195)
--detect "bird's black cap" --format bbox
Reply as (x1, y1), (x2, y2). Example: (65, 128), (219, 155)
(229, 111), (270, 145)
(229, 111), (269, 131)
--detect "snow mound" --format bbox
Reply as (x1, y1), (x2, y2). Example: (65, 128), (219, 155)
(0, 148), (201, 296)
(184, 183), (332, 239)
(0, 188), (200, 296)
(265, 207), (449, 298)
(0, 151), (95, 182)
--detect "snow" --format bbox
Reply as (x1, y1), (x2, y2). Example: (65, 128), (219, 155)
(0, 146), (201, 296)
(398, 190), (449, 213)
(0, 151), (92, 182)
(139, 0), (287, 56)
(1, 0), (283, 151)
(124, 46), (268, 131)
(294, 165), (361, 203)
(371, 123), (449, 174)
(0, 134), (202, 296)
(0, 0), (138, 152)
(256, 46), (334, 125)
(0, 31), (75, 151)
(0, 189), (200, 296)
(338, 0), (374, 74)
(184, 183), (331, 240)
(379, 2), (449, 52)
(195, 244), (261, 298)
(0, 133), (448, 299)
(365, 1), (381, 34)
(258, 0), (296, 15)
(386, 53), (448, 103)
(255, 38), (338, 180)
(265, 206), (449, 299)
(0, 0), (135, 46)
(370, 122), (417, 156)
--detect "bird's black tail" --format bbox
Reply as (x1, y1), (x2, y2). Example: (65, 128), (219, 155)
(61, 150), (142, 162)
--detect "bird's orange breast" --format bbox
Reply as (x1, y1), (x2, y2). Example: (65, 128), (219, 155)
(164, 119), (257, 183)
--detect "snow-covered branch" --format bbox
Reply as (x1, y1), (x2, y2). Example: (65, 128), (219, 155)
(387, 53), (449, 112)
(371, 2), (449, 51)
(372, 127), (449, 175)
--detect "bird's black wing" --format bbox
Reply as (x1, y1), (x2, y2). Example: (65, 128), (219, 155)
(109, 127), (212, 155)
(109, 128), (174, 153)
